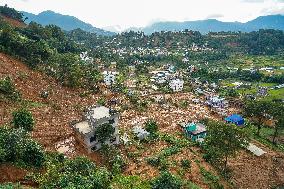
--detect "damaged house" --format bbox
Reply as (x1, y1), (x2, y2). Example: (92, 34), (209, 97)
(71, 106), (120, 153)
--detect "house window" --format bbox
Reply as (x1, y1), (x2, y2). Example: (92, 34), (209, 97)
(90, 135), (97, 143)
(109, 119), (115, 124)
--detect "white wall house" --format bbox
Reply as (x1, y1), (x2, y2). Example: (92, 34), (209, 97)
(71, 106), (120, 153)
(169, 79), (184, 92)
(103, 71), (117, 86)
(80, 51), (93, 63)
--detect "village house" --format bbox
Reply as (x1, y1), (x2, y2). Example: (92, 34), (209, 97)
(181, 122), (207, 142)
(169, 79), (184, 92)
(110, 62), (117, 70)
(182, 57), (189, 64)
(257, 87), (268, 96)
(150, 71), (169, 84)
(103, 71), (118, 86)
(71, 106), (120, 152)
(225, 114), (245, 126)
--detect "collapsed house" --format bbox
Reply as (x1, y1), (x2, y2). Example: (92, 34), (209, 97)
(205, 96), (228, 108)
(71, 106), (120, 152)
(133, 125), (150, 140)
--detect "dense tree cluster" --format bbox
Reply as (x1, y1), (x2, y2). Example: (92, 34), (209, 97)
(0, 5), (24, 21)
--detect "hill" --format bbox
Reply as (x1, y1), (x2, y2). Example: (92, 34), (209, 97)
(129, 15), (284, 34)
(22, 10), (115, 36)
(0, 5), (26, 27)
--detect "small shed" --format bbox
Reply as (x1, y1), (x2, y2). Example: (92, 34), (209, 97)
(225, 114), (244, 126)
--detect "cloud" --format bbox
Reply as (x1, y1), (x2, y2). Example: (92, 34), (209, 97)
(261, 5), (284, 14)
(242, 0), (264, 2)
(206, 14), (224, 19)
(242, 0), (284, 2)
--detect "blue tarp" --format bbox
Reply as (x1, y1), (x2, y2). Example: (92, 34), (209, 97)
(225, 114), (244, 126)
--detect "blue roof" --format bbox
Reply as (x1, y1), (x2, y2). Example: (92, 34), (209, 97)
(225, 114), (244, 125)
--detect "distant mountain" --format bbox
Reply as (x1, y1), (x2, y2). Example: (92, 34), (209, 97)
(22, 10), (115, 36)
(128, 15), (284, 34)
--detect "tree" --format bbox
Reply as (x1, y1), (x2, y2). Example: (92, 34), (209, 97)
(96, 123), (115, 143)
(204, 121), (249, 171)
(151, 171), (182, 189)
(0, 5), (24, 21)
(269, 102), (284, 144)
(243, 100), (270, 136)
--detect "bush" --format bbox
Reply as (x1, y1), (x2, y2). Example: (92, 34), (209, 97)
(145, 120), (158, 134)
(12, 109), (35, 131)
(37, 157), (111, 189)
(0, 77), (21, 101)
(0, 127), (45, 167)
(180, 159), (191, 169)
(20, 139), (45, 167)
(151, 171), (182, 189)
(161, 146), (181, 157)
(179, 100), (188, 109)
(146, 156), (161, 167)
(110, 175), (151, 189)
(0, 146), (6, 162)
(100, 145), (126, 175)
(97, 97), (106, 106)
(0, 183), (25, 189)
(200, 167), (223, 189)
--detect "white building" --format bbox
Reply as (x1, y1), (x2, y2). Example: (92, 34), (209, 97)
(169, 79), (184, 92)
(80, 51), (93, 63)
(103, 71), (118, 86)
(71, 106), (120, 152)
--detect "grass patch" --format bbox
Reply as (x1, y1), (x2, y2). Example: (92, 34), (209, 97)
(21, 100), (47, 108)
(244, 124), (284, 152)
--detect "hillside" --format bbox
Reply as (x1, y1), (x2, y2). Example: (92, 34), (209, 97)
(1, 5), (284, 189)
(0, 15), (26, 28)
(1, 52), (284, 188)
(22, 10), (115, 36)
(129, 15), (284, 34)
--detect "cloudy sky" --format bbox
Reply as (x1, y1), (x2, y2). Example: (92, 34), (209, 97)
(2, 0), (284, 30)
